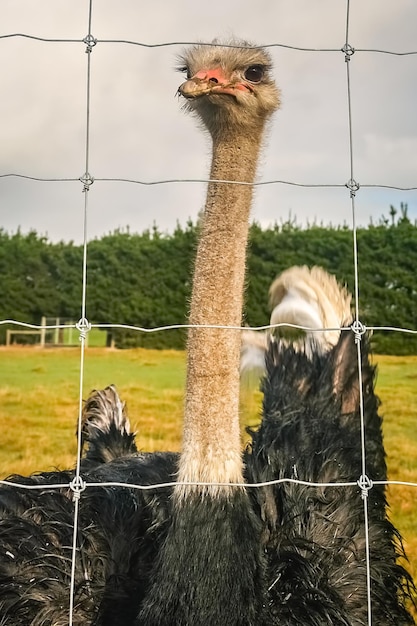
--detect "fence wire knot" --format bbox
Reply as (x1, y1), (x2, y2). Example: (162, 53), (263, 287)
(346, 178), (360, 197)
(76, 317), (91, 341)
(342, 43), (355, 61)
(70, 476), (87, 501)
(83, 34), (97, 53)
(79, 172), (94, 192)
(357, 474), (373, 499)
(351, 320), (366, 343)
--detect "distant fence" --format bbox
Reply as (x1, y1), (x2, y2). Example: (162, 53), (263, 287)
(5, 316), (109, 347)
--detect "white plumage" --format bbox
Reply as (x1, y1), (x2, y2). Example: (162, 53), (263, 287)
(241, 265), (352, 373)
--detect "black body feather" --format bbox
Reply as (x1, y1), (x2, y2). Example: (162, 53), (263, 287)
(0, 334), (414, 624)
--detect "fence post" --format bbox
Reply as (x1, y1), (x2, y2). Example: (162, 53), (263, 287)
(40, 316), (46, 347)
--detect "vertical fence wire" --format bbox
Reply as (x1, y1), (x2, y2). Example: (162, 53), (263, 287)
(68, 1), (95, 623)
(343, 1), (373, 623)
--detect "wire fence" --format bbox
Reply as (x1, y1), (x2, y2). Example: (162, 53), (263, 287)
(1, 1), (417, 625)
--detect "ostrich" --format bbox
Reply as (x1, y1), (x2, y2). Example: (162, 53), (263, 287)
(0, 40), (414, 625)
(136, 39), (281, 625)
(247, 327), (414, 625)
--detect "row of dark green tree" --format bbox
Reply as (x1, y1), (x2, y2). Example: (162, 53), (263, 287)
(1, 204), (416, 354)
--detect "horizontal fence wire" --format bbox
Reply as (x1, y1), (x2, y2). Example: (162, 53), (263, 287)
(1, 173), (417, 191)
(2, 318), (417, 336)
(1, 3), (416, 625)
(1, 32), (417, 55)
(1, 476), (417, 491)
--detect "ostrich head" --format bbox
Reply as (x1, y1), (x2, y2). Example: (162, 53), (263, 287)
(177, 40), (280, 139)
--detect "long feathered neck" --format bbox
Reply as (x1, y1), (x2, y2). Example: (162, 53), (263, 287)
(177, 128), (265, 495)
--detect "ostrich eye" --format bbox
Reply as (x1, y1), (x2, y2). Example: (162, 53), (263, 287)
(178, 65), (192, 79)
(244, 65), (264, 83)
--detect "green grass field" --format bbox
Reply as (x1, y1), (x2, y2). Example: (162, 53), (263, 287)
(0, 345), (416, 610)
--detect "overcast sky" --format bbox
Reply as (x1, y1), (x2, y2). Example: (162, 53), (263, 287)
(0, 0), (416, 243)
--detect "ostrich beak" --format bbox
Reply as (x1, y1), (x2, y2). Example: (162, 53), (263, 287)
(178, 67), (252, 100)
